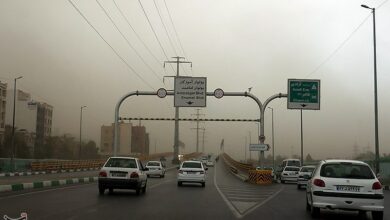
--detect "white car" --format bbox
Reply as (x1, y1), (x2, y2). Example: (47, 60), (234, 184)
(280, 166), (300, 183)
(177, 160), (207, 187)
(306, 160), (384, 219)
(297, 165), (316, 189)
(98, 157), (147, 195)
(145, 161), (165, 178)
(206, 160), (214, 167)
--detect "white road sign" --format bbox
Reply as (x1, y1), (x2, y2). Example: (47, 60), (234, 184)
(249, 144), (270, 151)
(174, 77), (207, 107)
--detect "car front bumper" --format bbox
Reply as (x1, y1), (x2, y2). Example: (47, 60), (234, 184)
(297, 178), (309, 186)
(312, 191), (384, 211)
(281, 175), (298, 182)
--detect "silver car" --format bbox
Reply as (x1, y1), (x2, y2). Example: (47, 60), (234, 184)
(297, 165), (316, 189)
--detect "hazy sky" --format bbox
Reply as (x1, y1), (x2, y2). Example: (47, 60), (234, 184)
(1, 0), (389, 160)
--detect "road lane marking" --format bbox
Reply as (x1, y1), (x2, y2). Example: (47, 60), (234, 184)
(214, 163), (285, 218)
(214, 165), (242, 218)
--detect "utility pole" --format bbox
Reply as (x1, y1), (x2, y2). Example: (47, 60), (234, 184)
(191, 109), (205, 153)
(11, 76), (22, 172)
(202, 128), (205, 153)
(164, 57), (192, 164)
(300, 109), (304, 166)
(79, 105), (86, 159)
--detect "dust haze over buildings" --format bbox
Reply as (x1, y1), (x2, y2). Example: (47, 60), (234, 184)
(0, 0), (389, 160)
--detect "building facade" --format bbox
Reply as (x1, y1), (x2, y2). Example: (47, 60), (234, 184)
(100, 122), (132, 156)
(0, 82), (7, 143)
(35, 102), (53, 149)
(5, 89), (53, 155)
(131, 125), (149, 155)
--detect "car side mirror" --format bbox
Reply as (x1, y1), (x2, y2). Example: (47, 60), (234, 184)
(205, 167), (208, 171)
(143, 167), (149, 171)
(376, 173), (381, 179)
(176, 167), (180, 170)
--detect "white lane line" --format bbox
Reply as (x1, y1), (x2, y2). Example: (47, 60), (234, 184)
(241, 186), (284, 216)
(228, 196), (268, 201)
(214, 165), (243, 219)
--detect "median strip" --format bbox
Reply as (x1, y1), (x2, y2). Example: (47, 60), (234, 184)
(0, 177), (98, 193)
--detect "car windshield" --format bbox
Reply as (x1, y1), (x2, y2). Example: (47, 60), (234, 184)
(182, 162), (202, 169)
(104, 158), (137, 168)
(300, 167), (315, 172)
(286, 161), (300, 167)
(285, 167), (300, 171)
(147, 162), (160, 167)
(320, 163), (375, 179)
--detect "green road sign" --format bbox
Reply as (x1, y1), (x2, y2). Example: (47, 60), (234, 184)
(288, 79), (320, 110)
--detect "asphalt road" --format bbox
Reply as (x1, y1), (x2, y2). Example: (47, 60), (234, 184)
(0, 160), (388, 220)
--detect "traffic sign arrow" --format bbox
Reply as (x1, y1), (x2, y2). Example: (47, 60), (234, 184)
(301, 104), (307, 107)
(186, 101), (194, 105)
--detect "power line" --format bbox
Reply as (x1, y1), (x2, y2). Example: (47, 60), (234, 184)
(96, 0), (163, 83)
(163, 0), (187, 60)
(112, 0), (164, 70)
(306, 14), (371, 78)
(138, 0), (176, 74)
(162, 0), (191, 76)
(67, 0), (155, 90)
(153, 0), (189, 76)
(153, 0), (178, 56)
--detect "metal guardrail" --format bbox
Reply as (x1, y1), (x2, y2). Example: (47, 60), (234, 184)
(29, 152), (174, 172)
(222, 153), (272, 184)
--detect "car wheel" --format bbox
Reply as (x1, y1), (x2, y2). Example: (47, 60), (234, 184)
(306, 195), (310, 212)
(281, 180), (285, 184)
(297, 184), (301, 189)
(310, 194), (320, 218)
(372, 211), (383, 220)
(177, 181), (182, 186)
(99, 187), (105, 195)
(358, 210), (366, 219)
(201, 182), (205, 187)
(142, 183), (147, 194)
(147, 174), (150, 178)
(136, 188), (141, 195)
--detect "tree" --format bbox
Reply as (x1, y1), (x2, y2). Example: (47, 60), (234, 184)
(81, 141), (99, 159)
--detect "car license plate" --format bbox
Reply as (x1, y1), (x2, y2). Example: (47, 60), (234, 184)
(111, 172), (126, 177)
(336, 186), (360, 192)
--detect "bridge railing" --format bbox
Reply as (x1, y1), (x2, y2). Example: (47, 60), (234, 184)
(222, 153), (272, 184)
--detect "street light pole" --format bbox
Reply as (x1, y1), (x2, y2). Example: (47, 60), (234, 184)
(10, 76), (22, 172)
(361, 4), (380, 174)
(268, 107), (275, 170)
(79, 105), (86, 159)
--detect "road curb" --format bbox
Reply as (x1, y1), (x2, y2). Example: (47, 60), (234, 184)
(0, 177), (98, 193)
(0, 168), (100, 178)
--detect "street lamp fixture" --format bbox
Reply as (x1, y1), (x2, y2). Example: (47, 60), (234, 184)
(79, 105), (87, 159)
(361, 4), (380, 174)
